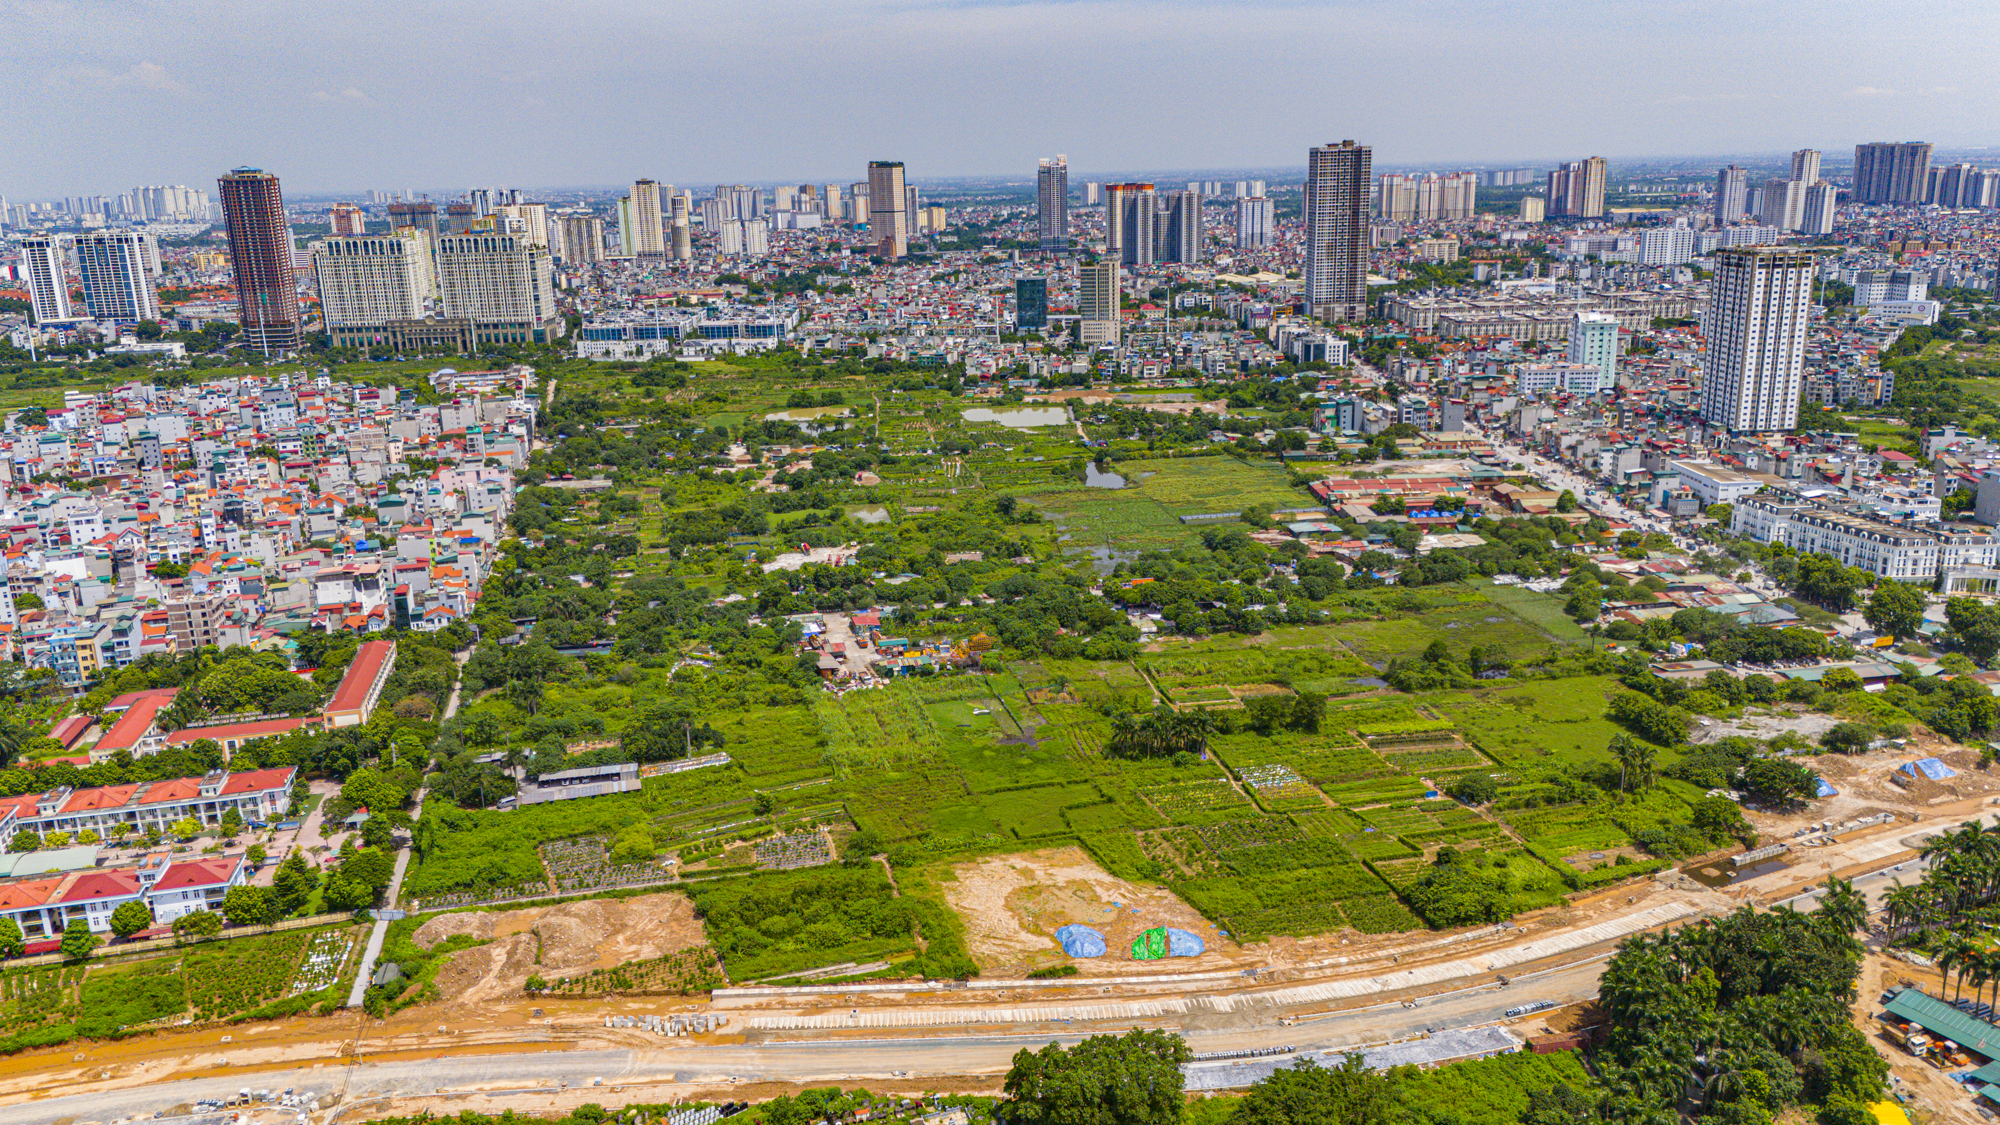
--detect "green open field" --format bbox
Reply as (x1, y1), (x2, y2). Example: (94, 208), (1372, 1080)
(1027, 455), (1313, 553)
(415, 579), (1683, 951)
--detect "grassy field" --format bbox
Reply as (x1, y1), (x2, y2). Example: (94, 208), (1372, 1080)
(1026, 455), (1313, 554)
(420, 573), (1687, 945)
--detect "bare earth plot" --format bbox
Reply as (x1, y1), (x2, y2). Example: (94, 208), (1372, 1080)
(420, 893), (708, 1005)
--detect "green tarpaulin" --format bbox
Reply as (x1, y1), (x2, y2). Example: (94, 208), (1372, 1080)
(1131, 927), (1167, 960)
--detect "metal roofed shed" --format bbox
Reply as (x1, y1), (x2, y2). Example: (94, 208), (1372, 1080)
(1882, 987), (2000, 1057)
(1899, 757), (1958, 782)
(1054, 924), (1106, 958)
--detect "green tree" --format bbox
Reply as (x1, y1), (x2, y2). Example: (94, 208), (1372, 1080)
(172, 910), (222, 942)
(1612, 733), (1658, 796)
(1862, 580), (1926, 640)
(8, 829), (37, 853)
(1819, 723), (1875, 754)
(1002, 1029), (1191, 1125)
(1946, 596), (2000, 664)
(170, 816), (201, 840)
(1706, 503), (1734, 525)
(221, 884), (278, 928)
(1227, 1055), (1400, 1125)
(59, 919), (100, 963)
(272, 851), (320, 914)
(0, 917), (22, 960)
(219, 807), (244, 837)
(1556, 490), (1578, 513)
(1740, 757), (1820, 807)
(1446, 773), (1499, 805)
(610, 827), (655, 867)
(110, 900), (153, 939)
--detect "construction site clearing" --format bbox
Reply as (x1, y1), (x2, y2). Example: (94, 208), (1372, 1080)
(5, 780), (1994, 1125)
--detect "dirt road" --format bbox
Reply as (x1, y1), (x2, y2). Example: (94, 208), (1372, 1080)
(0, 955), (1609, 1125)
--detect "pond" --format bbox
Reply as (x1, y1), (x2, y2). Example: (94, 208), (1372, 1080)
(961, 406), (1069, 428)
(1084, 464), (1126, 489)
(849, 506), (891, 524)
(765, 406), (854, 421)
(1682, 857), (1791, 888)
(1078, 545), (1141, 576)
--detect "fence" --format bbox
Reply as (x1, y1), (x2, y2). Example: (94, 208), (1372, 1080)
(11, 910), (357, 969)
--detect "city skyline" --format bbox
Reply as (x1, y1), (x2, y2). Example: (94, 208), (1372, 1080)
(6, 0), (1999, 194)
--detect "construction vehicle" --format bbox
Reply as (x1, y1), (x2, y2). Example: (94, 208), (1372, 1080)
(1905, 1031), (1929, 1058)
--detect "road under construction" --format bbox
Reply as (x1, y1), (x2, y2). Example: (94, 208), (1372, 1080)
(4, 801), (1988, 1125)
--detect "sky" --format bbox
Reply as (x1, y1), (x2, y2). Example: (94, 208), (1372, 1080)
(5, 0), (1999, 198)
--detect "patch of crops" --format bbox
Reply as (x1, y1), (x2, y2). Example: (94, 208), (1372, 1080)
(1339, 831), (1423, 861)
(811, 684), (943, 768)
(77, 961), (184, 1037)
(1138, 778), (1252, 818)
(289, 931), (352, 996)
(1318, 776), (1433, 804)
(1293, 809), (1366, 838)
(185, 930), (311, 1022)
(0, 964), (78, 1038)
(541, 946), (724, 996)
(1340, 894), (1426, 933)
(1502, 804), (1633, 853)
(1382, 746), (1487, 772)
(543, 836), (676, 894)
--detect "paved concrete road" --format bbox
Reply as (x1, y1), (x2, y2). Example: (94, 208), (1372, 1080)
(6, 959), (1607, 1125)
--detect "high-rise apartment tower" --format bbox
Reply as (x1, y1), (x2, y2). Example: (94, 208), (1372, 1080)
(19, 236), (74, 324)
(867, 162), (908, 259)
(75, 231), (160, 323)
(1303, 140), (1371, 322)
(630, 180), (666, 256)
(217, 167), (302, 353)
(1038, 157), (1069, 253)
(1714, 166), (1750, 224)
(1853, 142), (1933, 205)
(1700, 247), (1814, 433)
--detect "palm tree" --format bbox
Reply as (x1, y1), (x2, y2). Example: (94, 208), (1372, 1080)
(1883, 882), (1924, 942)
(1818, 877), (1867, 936)
(1942, 934), (1980, 1002)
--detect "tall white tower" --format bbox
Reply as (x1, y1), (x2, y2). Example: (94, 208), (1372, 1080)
(1700, 247), (1814, 433)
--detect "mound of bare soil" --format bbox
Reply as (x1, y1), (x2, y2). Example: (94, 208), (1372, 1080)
(419, 892), (707, 1004)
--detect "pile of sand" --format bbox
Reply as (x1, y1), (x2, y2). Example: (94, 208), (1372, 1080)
(418, 892), (708, 1005)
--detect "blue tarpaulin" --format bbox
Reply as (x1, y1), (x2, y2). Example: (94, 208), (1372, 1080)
(1901, 757), (1958, 781)
(1055, 924), (1106, 958)
(1816, 778), (1839, 798)
(1165, 928), (1205, 957)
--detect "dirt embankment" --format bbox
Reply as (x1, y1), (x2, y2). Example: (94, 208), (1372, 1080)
(417, 892), (708, 1005)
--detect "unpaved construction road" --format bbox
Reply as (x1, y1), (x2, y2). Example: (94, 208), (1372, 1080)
(9, 797), (1993, 1125)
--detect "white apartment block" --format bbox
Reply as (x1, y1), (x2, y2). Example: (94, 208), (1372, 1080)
(314, 235), (432, 329)
(1731, 497), (1996, 580)
(1700, 247), (1813, 433)
(434, 233), (564, 345)
(74, 232), (160, 323)
(1670, 460), (1762, 508)
(1518, 362), (1604, 396)
(20, 235), (73, 323)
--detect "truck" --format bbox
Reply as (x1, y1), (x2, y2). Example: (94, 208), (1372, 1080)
(1905, 1031), (1929, 1058)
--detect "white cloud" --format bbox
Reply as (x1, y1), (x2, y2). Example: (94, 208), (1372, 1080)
(311, 87), (373, 103)
(1844, 86), (1897, 97)
(70, 60), (186, 93)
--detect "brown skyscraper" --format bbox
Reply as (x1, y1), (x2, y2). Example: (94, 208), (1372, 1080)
(217, 167), (301, 353)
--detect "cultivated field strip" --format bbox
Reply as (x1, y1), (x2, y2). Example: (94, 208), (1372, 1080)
(748, 997), (1194, 1029)
(1234, 902), (1701, 1009)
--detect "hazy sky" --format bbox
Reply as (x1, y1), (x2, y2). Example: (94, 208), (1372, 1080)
(6, 0), (1999, 197)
